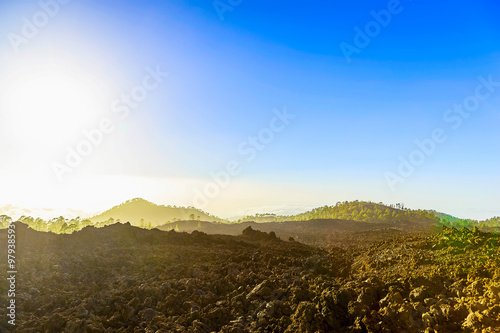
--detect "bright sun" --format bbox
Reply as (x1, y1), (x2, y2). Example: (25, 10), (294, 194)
(4, 69), (106, 151)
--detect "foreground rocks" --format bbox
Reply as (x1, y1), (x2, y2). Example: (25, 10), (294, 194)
(0, 223), (499, 332)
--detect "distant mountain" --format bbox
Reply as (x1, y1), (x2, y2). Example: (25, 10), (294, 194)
(429, 210), (468, 221)
(90, 198), (225, 227)
(237, 201), (438, 225)
(481, 216), (500, 232)
(426, 210), (478, 228)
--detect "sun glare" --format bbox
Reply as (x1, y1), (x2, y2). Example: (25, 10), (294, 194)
(4, 68), (107, 150)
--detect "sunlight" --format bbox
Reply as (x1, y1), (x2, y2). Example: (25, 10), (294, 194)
(4, 68), (107, 150)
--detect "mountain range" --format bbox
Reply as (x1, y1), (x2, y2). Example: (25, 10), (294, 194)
(3, 198), (499, 236)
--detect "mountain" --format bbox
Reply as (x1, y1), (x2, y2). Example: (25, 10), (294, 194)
(237, 201), (438, 224)
(90, 198), (225, 227)
(427, 210), (478, 228)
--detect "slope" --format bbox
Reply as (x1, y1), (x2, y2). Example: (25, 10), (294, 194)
(90, 198), (225, 227)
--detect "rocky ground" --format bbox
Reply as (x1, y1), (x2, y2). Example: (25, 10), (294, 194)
(0, 222), (499, 332)
(157, 218), (439, 247)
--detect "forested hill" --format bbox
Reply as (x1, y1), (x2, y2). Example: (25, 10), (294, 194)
(90, 198), (225, 227)
(236, 201), (438, 224)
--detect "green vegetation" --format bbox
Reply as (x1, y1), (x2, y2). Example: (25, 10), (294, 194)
(482, 216), (500, 227)
(0, 215), (96, 234)
(0, 198), (224, 234)
(91, 198), (225, 226)
(433, 211), (477, 229)
(236, 201), (500, 231)
(235, 201), (498, 232)
(0, 199), (498, 234)
(237, 201), (436, 223)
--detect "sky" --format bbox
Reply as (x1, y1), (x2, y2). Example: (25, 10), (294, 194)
(0, 0), (499, 220)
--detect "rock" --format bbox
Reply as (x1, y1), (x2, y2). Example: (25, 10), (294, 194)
(192, 319), (211, 332)
(285, 301), (318, 332)
(462, 311), (482, 330)
(247, 280), (273, 300)
(486, 283), (500, 299)
(140, 308), (157, 323)
(107, 313), (121, 328)
(379, 291), (403, 308)
(410, 286), (429, 302)
(422, 312), (434, 327)
(121, 305), (135, 321)
(241, 226), (278, 241)
(424, 298), (437, 306)
(207, 307), (223, 320)
(65, 319), (85, 332)
(45, 313), (66, 332)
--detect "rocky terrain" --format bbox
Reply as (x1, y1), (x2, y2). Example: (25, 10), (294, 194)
(157, 218), (439, 247)
(1, 222), (499, 332)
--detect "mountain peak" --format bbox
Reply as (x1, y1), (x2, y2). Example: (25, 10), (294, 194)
(91, 198), (224, 227)
(124, 197), (154, 204)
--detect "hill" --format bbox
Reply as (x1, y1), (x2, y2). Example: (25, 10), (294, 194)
(236, 201), (438, 224)
(429, 210), (478, 228)
(90, 198), (225, 227)
(480, 216), (500, 232)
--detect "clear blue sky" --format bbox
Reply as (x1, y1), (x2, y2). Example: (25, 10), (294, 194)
(0, 0), (499, 219)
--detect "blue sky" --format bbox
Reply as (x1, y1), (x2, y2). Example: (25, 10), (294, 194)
(0, 0), (499, 219)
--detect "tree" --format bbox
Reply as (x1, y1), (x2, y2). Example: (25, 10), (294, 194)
(60, 222), (70, 234)
(0, 215), (12, 228)
(189, 213), (195, 220)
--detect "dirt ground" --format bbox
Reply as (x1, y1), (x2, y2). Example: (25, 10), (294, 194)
(0, 222), (499, 332)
